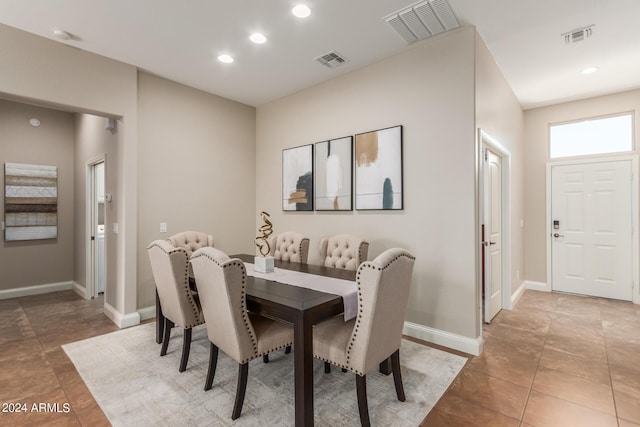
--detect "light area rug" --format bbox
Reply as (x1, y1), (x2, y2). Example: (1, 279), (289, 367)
(62, 323), (466, 426)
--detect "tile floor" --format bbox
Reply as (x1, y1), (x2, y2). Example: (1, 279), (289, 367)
(0, 291), (118, 426)
(422, 290), (640, 427)
(1, 289), (638, 426)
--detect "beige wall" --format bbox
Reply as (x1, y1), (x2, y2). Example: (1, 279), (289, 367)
(73, 114), (119, 305)
(0, 24), (138, 316)
(257, 27), (479, 338)
(524, 88), (640, 283)
(137, 73), (256, 308)
(0, 100), (75, 290)
(475, 31), (526, 299)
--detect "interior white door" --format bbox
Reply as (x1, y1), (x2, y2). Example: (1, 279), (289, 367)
(551, 160), (633, 301)
(484, 149), (502, 322)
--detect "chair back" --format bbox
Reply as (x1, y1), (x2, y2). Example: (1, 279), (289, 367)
(190, 247), (259, 364)
(168, 231), (214, 258)
(268, 231), (310, 264)
(147, 239), (203, 328)
(346, 248), (415, 375)
(318, 234), (369, 270)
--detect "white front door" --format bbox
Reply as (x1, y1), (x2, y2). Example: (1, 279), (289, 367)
(484, 149), (502, 322)
(551, 160), (633, 301)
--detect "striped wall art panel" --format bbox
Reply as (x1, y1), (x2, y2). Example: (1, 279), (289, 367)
(4, 162), (58, 241)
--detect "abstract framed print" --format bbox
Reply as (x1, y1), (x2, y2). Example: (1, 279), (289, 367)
(314, 136), (353, 211)
(282, 144), (313, 211)
(4, 162), (58, 241)
(354, 125), (403, 210)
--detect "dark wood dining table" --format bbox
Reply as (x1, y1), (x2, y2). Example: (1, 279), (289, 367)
(155, 254), (356, 427)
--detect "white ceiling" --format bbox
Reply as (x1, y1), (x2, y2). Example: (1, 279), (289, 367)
(0, 0), (638, 109)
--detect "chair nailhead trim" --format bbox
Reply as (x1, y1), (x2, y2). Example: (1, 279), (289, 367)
(344, 252), (415, 372)
(150, 242), (204, 327)
(191, 254), (260, 359)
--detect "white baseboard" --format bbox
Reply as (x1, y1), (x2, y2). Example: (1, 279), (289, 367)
(525, 280), (549, 292)
(72, 281), (88, 299)
(138, 305), (156, 321)
(511, 281), (526, 307)
(403, 321), (481, 356)
(0, 281), (72, 300)
(104, 302), (141, 329)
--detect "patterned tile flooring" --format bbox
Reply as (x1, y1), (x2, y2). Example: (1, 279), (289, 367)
(1, 289), (638, 426)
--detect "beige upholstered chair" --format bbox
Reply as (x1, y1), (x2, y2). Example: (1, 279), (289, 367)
(147, 239), (204, 372)
(168, 231), (214, 279)
(190, 247), (294, 420)
(268, 231), (310, 264)
(318, 234), (369, 270)
(312, 248), (416, 426)
(168, 231), (214, 258)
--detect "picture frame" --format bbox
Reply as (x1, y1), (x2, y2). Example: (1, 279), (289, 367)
(314, 136), (353, 211)
(4, 162), (58, 241)
(354, 125), (403, 210)
(282, 144), (314, 211)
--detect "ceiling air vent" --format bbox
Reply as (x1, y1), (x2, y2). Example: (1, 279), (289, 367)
(384, 0), (460, 45)
(315, 51), (349, 68)
(563, 25), (595, 44)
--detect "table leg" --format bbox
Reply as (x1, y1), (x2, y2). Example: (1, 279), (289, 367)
(156, 290), (164, 344)
(294, 315), (314, 426)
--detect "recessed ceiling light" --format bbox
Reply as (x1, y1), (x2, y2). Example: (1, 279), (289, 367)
(250, 33), (267, 44)
(53, 29), (72, 40)
(29, 118), (41, 127)
(581, 66), (598, 75)
(292, 4), (311, 18)
(218, 54), (234, 64)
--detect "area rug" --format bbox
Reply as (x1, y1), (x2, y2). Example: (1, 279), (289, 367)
(62, 323), (466, 426)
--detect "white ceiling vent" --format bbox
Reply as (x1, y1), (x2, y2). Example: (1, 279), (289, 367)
(384, 0), (460, 44)
(563, 25), (595, 44)
(315, 51), (349, 68)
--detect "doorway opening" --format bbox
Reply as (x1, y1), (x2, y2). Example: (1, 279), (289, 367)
(478, 130), (512, 323)
(87, 156), (106, 299)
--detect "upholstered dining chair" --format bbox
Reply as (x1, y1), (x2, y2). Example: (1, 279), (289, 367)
(312, 248), (416, 427)
(168, 231), (214, 258)
(147, 239), (205, 372)
(318, 234), (369, 270)
(317, 233), (369, 373)
(168, 231), (214, 283)
(190, 247), (294, 420)
(268, 231), (310, 264)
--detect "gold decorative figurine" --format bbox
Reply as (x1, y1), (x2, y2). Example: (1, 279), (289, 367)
(254, 211), (275, 272)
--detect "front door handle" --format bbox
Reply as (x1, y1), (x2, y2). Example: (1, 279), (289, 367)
(553, 233), (564, 238)
(482, 241), (497, 247)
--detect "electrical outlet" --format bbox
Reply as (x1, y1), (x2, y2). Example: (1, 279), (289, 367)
(517, 269), (520, 280)
(160, 222), (167, 233)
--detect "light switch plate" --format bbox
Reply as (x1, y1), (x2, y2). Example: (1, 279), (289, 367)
(113, 223), (119, 234)
(160, 222), (167, 233)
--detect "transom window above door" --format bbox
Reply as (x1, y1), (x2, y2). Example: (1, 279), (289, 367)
(549, 112), (634, 159)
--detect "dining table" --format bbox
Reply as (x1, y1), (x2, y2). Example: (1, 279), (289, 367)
(155, 253), (363, 427)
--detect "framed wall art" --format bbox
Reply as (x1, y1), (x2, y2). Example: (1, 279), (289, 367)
(354, 125), (403, 210)
(314, 136), (353, 211)
(282, 144), (313, 211)
(4, 162), (58, 241)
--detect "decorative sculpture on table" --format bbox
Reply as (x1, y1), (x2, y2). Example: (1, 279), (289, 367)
(254, 211), (275, 273)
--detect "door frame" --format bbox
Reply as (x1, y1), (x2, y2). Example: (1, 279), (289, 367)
(85, 154), (107, 300)
(477, 129), (512, 324)
(546, 154), (640, 304)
